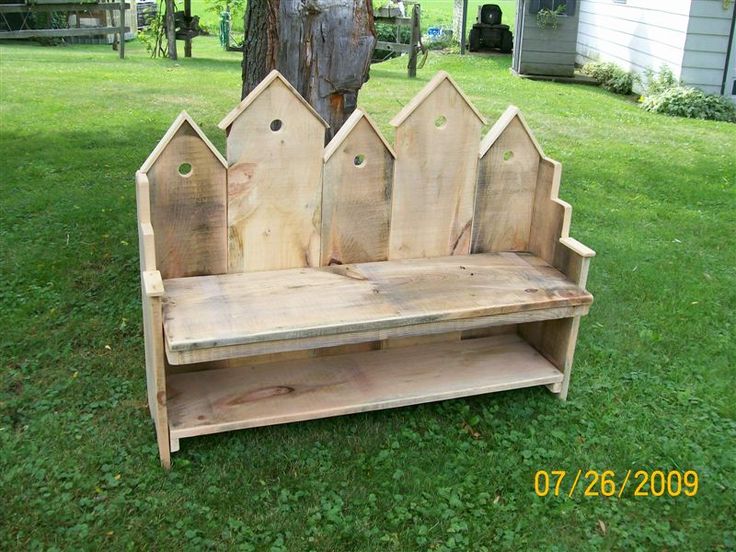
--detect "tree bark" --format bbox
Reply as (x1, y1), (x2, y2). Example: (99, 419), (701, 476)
(165, 0), (177, 60)
(453, 0), (464, 42)
(242, 0), (376, 142)
(241, 0), (280, 95)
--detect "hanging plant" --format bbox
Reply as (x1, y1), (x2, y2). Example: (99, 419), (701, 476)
(536, 4), (566, 30)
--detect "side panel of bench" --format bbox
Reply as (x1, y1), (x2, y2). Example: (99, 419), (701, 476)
(472, 107), (595, 399)
(135, 172), (171, 468)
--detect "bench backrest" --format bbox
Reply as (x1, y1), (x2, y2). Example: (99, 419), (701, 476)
(138, 70), (575, 280)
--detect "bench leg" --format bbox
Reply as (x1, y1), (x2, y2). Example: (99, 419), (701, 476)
(143, 289), (171, 469)
(519, 316), (581, 401)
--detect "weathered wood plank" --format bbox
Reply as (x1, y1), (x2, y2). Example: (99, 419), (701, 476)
(167, 334), (564, 440)
(473, 106), (543, 253)
(520, 316), (580, 400)
(321, 109), (395, 266)
(140, 112), (227, 280)
(141, 283), (171, 468)
(0, 3), (130, 12)
(389, 71), (486, 259)
(219, 71), (328, 273)
(162, 252), (593, 354)
(0, 26), (129, 38)
(166, 304), (590, 364)
(376, 41), (412, 53)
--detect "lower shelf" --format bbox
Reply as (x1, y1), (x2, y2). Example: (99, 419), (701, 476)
(167, 334), (563, 444)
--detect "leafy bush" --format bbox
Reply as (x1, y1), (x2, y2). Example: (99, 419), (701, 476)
(641, 65), (678, 96)
(536, 4), (566, 30)
(641, 86), (736, 123)
(639, 66), (736, 123)
(581, 62), (634, 95)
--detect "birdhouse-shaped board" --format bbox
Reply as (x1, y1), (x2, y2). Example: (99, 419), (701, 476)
(472, 106), (545, 254)
(321, 108), (396, 266)
(139, 111), (227, 280)
(218, 70), (329, 273)
(389, 71), (486, 260)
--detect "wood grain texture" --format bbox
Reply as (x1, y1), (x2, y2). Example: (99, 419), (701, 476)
(136, 169), (171, 467)
(165, 304), (589, 364)
(135, 74), (599, 463)
(527, 156), (596, 289)
(473, 107), (543, 253)
(520, 316), (581, 400)
(321, 109), (395, 265)
(519, 154), (592, 401)
(471, 113), (541, 253)
(527, 157), (566, 264)
(389, 71), (485, 259)
(167, 334), (564, 441)
(141, 113), (227, 280)
(135, 172), (156, 272)
(161, 252), (592, 353)
(222, 72), (327, 273)
(142, 283), (171, 468)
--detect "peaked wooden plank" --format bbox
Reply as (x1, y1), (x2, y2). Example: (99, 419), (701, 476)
(389, 72), (485, 259)
(141, 111), (226, 173)
(324, 107), (396, 162)
(140, 112), (227, 279)
(218, 70), (328, 132)
(390, 71), (487, 128)
(321, 108), (395, 266)
(224, 71), (327, 273)
(472, 105), (543, 254)
(478, 106), (544, 159)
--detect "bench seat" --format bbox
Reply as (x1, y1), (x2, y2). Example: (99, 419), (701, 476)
(163, 252), (593, 365)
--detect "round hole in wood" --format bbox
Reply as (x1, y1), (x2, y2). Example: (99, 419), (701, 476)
(353, 154), (366, 167)
(178, 162), (192, 177)
(503, 150), (514, 161)
(270, 119), (283, 132)
(435, 115), (448, 129)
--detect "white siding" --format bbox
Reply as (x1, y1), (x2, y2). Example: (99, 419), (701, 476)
(681, 0), (734, 94)
(576, 0), (691, 80)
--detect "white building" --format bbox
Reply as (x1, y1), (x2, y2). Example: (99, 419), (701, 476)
(576, 0), (736, 100)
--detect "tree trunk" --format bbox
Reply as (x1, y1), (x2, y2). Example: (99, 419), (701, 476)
(165, 0), (177, 60)
(241, 0), (280, 95)
(242, 0), (376, 142)
(453, 0), (464, 42)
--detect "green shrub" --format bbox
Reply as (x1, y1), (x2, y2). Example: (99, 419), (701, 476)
(641, 86), (736, 123)
(581, 62), (634, 95)
(536, 4), (566, 30)
(373, 22), (412, 62)
(641, 65), (678, 96)
(638, 66), (736, 123)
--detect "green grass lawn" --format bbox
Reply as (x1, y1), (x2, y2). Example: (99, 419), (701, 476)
(1, 37), (735, 550)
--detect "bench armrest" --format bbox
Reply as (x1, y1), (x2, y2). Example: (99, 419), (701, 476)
(560, 236), (595, 258)
(142, 270), (164, 297)
(557, 237), (595, 289)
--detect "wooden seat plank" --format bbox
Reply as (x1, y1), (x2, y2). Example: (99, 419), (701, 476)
(162, 252), (592, 359)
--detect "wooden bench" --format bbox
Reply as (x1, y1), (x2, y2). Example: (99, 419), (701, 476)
(137, 70), (595, 468)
